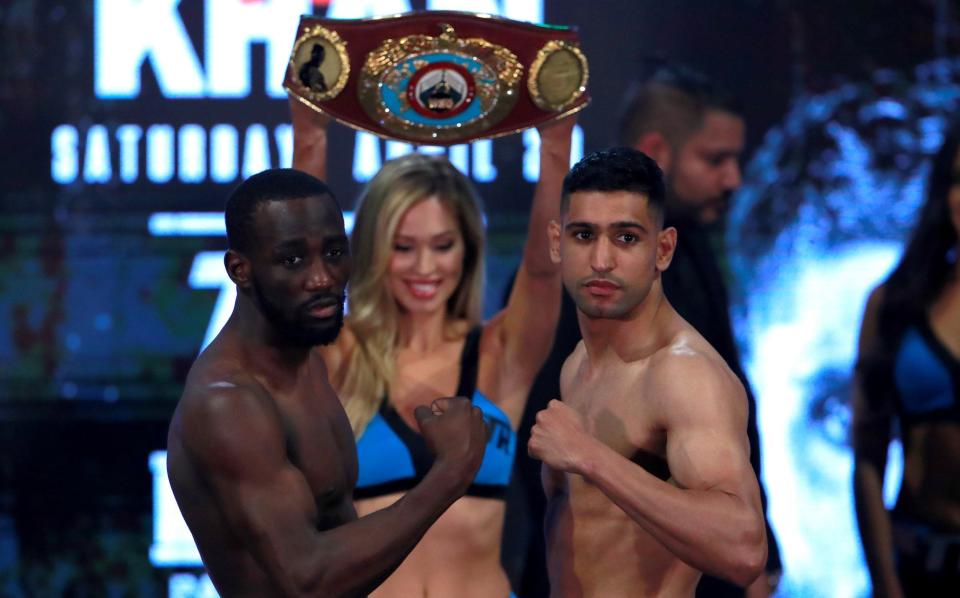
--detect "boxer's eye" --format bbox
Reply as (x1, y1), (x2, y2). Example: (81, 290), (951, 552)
(325, 244), (347, 261)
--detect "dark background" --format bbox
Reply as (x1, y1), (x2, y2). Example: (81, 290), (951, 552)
(1, 0), (956, 595)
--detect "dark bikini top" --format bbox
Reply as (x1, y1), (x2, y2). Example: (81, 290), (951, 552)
(892, 317), (960, 424)
(354, 327), (517, 500)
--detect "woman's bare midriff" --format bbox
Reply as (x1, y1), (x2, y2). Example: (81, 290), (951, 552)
(356, 492), (512, 598)
(897, 421), (960, 529)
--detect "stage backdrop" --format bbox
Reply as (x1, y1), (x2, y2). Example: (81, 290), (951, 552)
(1, 1), (956, 596)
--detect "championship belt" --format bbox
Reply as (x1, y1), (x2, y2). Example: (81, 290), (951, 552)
(284, 11), (589, 145)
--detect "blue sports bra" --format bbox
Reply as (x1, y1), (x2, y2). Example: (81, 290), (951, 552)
(354, 327), (517, 500)
(892, 317), (960, 423)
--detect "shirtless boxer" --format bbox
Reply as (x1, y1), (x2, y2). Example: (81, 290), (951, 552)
(166, 168), (488, 597)
(529, 148), (767, 597)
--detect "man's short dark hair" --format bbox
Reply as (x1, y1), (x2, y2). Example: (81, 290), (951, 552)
(225, 168), (337, 253)
(561, 147), (666, 222)
(617, 63), (743, 148)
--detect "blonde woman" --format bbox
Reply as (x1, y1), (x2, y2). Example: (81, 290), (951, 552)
(290, 99), (573, 597)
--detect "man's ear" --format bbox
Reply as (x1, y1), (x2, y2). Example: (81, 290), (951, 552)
(548, 219), (562, 265)
(655, 226), (677, 272)
(224, 249), (252, 289)
(634, 132), (671, 174)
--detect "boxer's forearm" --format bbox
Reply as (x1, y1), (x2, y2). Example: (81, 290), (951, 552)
(575, 438), (766, 588)
(298, 464), (465, 596)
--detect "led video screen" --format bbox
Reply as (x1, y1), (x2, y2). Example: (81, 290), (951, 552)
(2, 1), (955, 596)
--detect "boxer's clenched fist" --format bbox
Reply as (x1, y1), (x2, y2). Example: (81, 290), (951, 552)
(528, 399), (592, 475)
(415, 397), (488, 493)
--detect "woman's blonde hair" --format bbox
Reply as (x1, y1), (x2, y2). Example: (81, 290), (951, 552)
(342, 153), (486, 436)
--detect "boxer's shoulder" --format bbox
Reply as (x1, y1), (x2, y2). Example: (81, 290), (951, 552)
(646, 333), (747, 422)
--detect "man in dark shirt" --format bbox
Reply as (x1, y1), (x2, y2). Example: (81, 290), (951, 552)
(507, 65), (781, 598)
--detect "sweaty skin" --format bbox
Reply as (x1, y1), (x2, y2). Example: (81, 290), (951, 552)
(531, 189), (766, 597)
(635, 106), (779, 598)
(167, 193), (488, 597)
(289, 95), (573, 598)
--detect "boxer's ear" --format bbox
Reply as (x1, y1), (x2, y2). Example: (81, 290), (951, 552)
(655, 226), (677, 272)
(225, 250), (252, 289)
(634, 132), (671, 174)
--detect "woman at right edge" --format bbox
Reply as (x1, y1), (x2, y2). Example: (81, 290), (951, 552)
(289, 96), (575, 598)
(853, 123), (960, 597)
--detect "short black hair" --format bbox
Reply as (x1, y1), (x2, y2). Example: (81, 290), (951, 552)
(561, 147), (666, 222)
(617, 62), (743, 147)
(225, 168), (338, 252)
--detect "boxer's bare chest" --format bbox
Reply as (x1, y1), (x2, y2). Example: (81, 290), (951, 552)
(563, 358), (669, 476)
(275, 366), (358, 518)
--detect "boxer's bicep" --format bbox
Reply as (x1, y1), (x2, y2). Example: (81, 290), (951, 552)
(667, 418), (752, 496)
(658, 357), (755, 498)
(182, 388), (328, 590)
